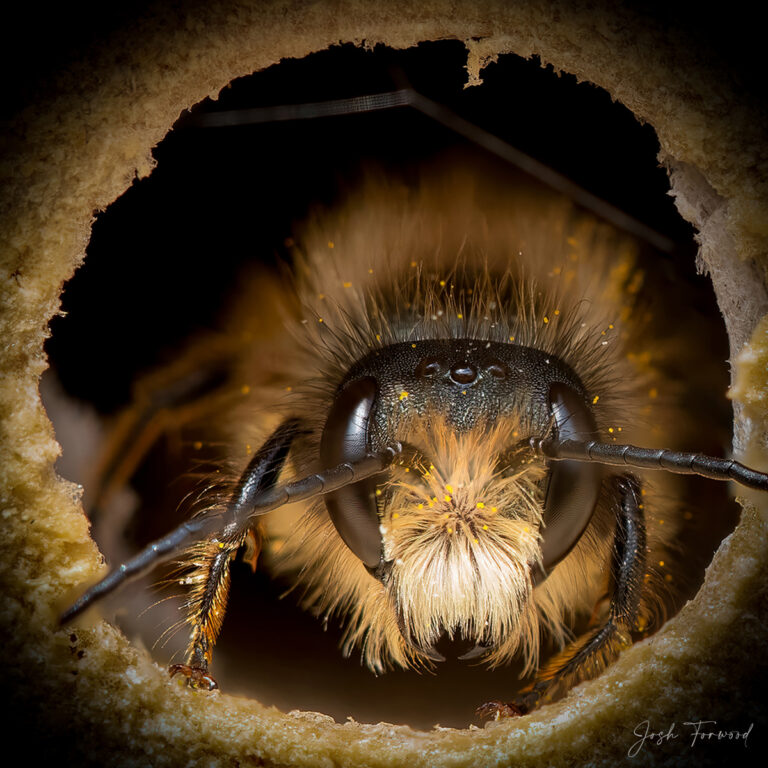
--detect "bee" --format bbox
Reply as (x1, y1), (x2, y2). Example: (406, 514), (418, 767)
(61, 168), (767, 720)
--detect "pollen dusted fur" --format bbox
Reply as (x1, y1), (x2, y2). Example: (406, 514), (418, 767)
(215, 173), (680, 685)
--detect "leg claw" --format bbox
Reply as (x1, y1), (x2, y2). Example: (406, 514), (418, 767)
(476, 700), (527, 720)
(168, 664), (219, 690)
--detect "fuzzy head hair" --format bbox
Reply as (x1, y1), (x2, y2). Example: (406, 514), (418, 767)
(228, 166), (684, 675)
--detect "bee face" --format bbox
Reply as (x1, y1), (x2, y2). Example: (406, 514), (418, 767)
(380, 413), (546, 665)
(320, 338), (599, 662)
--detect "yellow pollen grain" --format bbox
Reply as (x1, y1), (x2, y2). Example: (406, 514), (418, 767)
(618, 426), (622, 432)
(477, 502), (485, 509)
(368, 268), (374, 274)
(659, 560), (665, 567)
(439, 280), (446, 287)
(444, 495), (452, 503)
(343, 281), (352, 288)
(491, 507), (497, 513)
(246, 444), (252, 454)
(462, 390), (467, 395)
(411, 343), (417, 348)
(447, 527), (454, 534)
(446, 485), (454, 493)
(592, 395), (600, 404)
(285, 386), (292, 392)
(543, 316), (549, 324)
(193, 441), (203, 450)
(609, 323), (614, 329)
(554, 309), (560, 316)
(328, 240), (334, 248)
(375, 489), (382, 496)
(318, 318), (324, 324)
(376, 334), (381, 341)
(410, 261), (417, 267)
(608, 427), (614, 433)
(523, 526), (530, 533)
(417, 503), (424, 509)
(443, 513), (450, 519)
(218, 542), (225, 549)
(509, 336), (515, 342)
(639, 504), (645, 510)
(404, 467), (410, 473)
(457, 313), (463, 319)
(392, 513), (400, 519)
(241, 385), (250, 395)
(473, 538), (479, 544)
(399, 391), (409, 400)
(482, 524), (489, 530)
(649, 387), (658, 399)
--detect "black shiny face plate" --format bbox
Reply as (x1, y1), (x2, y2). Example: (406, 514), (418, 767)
(341, 339), (589, 443)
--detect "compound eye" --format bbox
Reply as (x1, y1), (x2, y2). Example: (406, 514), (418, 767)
(320, 377), (382, 568)
(416, 357), (443, 378)
(538, 383), (602, 579)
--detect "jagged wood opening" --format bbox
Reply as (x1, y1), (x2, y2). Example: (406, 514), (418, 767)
(4, 4), (766, 766)
(46, 41), (736, 730)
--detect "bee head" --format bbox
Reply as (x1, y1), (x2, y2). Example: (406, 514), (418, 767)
(320, 339), (603, 663)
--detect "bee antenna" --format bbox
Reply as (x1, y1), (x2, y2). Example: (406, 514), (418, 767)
(60, 443), (402, 624)
(531, 437), (768, 492)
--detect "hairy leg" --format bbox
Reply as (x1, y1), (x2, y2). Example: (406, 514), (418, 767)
(169, 419), (303, 689)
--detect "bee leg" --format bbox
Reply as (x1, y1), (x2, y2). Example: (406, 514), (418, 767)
(87, 340), (236, 523)
(167, 534), (247, 691)
(478, 474), (645, 719)
(169, 419), (303, 690)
